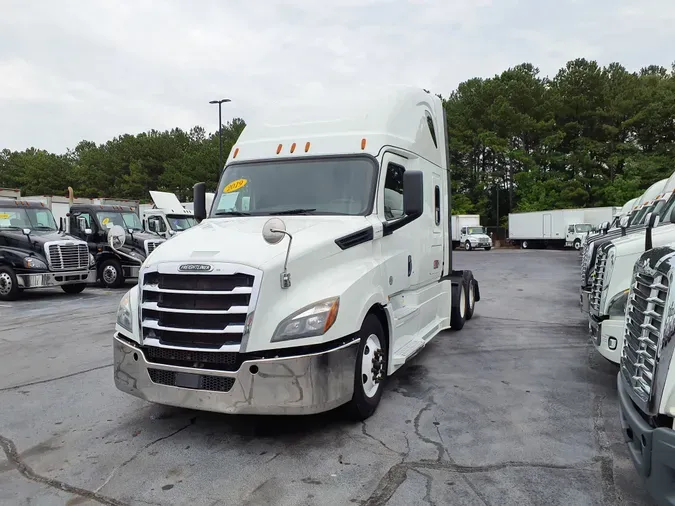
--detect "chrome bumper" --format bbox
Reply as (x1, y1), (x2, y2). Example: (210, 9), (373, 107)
(113, 334), (360, 415)
(16, 269), (95, 289)
(580, 289), (590, 313)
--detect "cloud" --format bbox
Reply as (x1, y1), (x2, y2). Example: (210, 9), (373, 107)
(0, 0), (673, 153)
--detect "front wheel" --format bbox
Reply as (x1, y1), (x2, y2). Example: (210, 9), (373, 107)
(464, 241), (472, 251)
(574, 239), (581, 250)
(345, 314), (388, 421)
(0, 266), (20, 301)
(484, 246), (492, 251)
(61, 283), (87, 295)
(465, 276), (475, 320)
(99, 258), (125, 289)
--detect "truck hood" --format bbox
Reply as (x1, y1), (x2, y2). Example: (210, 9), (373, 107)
(0, 229), (85, 257)
(611, 224), (675, 257)
(143, 215), (372, 270)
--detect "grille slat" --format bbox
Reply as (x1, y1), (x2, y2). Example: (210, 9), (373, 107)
(620, 263), (669, 406)
(589, 249), (608, 313)
(46, 243), (89, 271)
(141, 269), (256, 349)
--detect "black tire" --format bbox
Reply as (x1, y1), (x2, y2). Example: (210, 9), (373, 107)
(465, 275), (475, 321)
(345, 314), (388, 421)
(484, 246), (492, 251)
(0, 265), (20, 301)
(464, 241), (472, 251)
(99, 258), (125, 288)
(574, 239), (581, 250)
(450, 278), (467, 331)
(61, 283), (87, 295)
(521, 240), (529, 249)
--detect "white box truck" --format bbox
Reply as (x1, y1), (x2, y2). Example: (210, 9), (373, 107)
(112, 85), (483, 420)
(451, 215), (492, 250)
(508, 207), (620, 250)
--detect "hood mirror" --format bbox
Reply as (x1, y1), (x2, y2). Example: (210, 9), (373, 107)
(262, 218), (293, 289)
(108, 224), (126, 250)
(619, 215), (629, 236)
(22, 228), (31, 236)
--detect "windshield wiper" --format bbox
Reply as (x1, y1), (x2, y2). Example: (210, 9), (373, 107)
(214, 211), (251, 216)
(267, 208), (317, 216)
(33, 226), (56, 231)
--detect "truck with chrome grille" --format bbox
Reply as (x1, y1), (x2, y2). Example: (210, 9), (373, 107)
(581, 177), (671, 313)
(0, 199), (95, 301)
(587, 182), (675, 365)
(112, 86), (482, 420)
(618, 245), (675, 506)
(68, 204), (164, 288)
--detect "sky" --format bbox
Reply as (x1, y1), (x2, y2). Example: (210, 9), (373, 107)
(1, 0), (674, 154)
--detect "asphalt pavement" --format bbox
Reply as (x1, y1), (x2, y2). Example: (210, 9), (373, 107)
(0, 249), (654, 505)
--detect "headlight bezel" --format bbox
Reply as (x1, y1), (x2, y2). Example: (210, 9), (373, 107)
(271, 297), (340, 342)
(116, 291), (133, 333)
(23, 256), (47, 269)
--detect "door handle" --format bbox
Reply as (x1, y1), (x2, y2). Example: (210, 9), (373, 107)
(408, 255), (412, 277)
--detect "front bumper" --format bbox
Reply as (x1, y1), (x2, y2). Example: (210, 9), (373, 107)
(589, 317), (622, 364)
(113, 333), (360, 415)
(618, 373), (675, 506)
(580, 288), (590, 312)
(16, 269), (95, 289)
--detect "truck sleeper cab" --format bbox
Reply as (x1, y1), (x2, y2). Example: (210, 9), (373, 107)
(112, 87), (481, 420)
(588, 185), (675, 364)
(618, 245), (675, 506)
(0, 199), (95, 301)
(68, 204), (164, 288)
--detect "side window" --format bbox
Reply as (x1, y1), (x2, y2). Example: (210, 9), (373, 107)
(461, 227), (466, 235)
(568, 225), (574, 233)
(383, 162), (405, 221)
(425, 111), (438, 148)
(71, 212), (92, 234)
(434, 185), (441, 225)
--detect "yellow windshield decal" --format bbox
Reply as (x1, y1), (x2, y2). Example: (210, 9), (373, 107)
(223, 179), (247, 193)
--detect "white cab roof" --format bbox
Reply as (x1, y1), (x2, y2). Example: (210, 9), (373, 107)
(227, 85), (447, 170)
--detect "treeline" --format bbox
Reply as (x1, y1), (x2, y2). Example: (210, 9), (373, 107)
(1, 58), (674, 224)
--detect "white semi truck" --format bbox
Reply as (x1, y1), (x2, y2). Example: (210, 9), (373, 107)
(508, 207), (620, 250)
(587, 172), (675, 364)
(617, 244), (675, 506)
(450, 214), (491, 250)
(112, 86), (482, 420)
(140, 191), (197, 240)
(580, 198), (639, 251)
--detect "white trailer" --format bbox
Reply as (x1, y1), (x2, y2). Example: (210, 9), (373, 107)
(0, 188), (21, 199)
(508, 207), (621, 250)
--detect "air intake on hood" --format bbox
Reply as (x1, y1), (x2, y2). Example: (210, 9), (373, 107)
(335, 226), (374, 250)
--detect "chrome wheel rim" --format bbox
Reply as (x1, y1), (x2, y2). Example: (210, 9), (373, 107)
(0, 273), (12, 296)
(460, 285), (466, 318)
(362, 334), (382, 398)
(103, 265), (117, 285)
(469, 281), (475, 310)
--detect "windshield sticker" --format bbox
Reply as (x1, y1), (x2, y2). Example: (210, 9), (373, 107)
(223, 179), (247, 193)
(0, 213), (9, 219)
(102, 217), (110, 225)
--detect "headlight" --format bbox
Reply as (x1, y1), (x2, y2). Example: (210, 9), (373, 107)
(608, 289), (629, 318)
(271, 297), (339, 342)
(24, 257), (47, 269)
(88, 253), (96, 267)
(116, 291), (133, 332)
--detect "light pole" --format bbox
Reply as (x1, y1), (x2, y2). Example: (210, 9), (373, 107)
(209, 98), (231, 171)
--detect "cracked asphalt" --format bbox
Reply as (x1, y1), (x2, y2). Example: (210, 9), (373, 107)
(0, 250), (655, 506)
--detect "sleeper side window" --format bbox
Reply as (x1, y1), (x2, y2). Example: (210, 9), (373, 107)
(383, 162), (405, 221)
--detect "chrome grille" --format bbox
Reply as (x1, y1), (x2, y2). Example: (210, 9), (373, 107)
(589, 248), (608, 313)
(144, 240), (163, 256)
(621, 268), (669, 406)
(46, 242), (89, 271)
(140, 270), (255, 350)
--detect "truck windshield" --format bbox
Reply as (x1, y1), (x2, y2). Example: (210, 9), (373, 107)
(575, 224), (593, 233)
(0, 206), (57, 231)
(657, 193), (675, 223)
(167, 215), (196, 231)
(211, 157), (377, 216)
(467, 227), (485, 234)
(96, 211), (143, 231)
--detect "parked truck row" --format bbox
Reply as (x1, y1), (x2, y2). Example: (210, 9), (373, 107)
(579, 173), (675, 506)
(0, 189), (198, 300)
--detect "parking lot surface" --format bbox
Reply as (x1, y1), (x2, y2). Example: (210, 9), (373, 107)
(0, 250), (653, 506)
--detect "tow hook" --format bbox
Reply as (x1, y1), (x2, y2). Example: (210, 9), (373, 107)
(371, 349), (385, 383)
